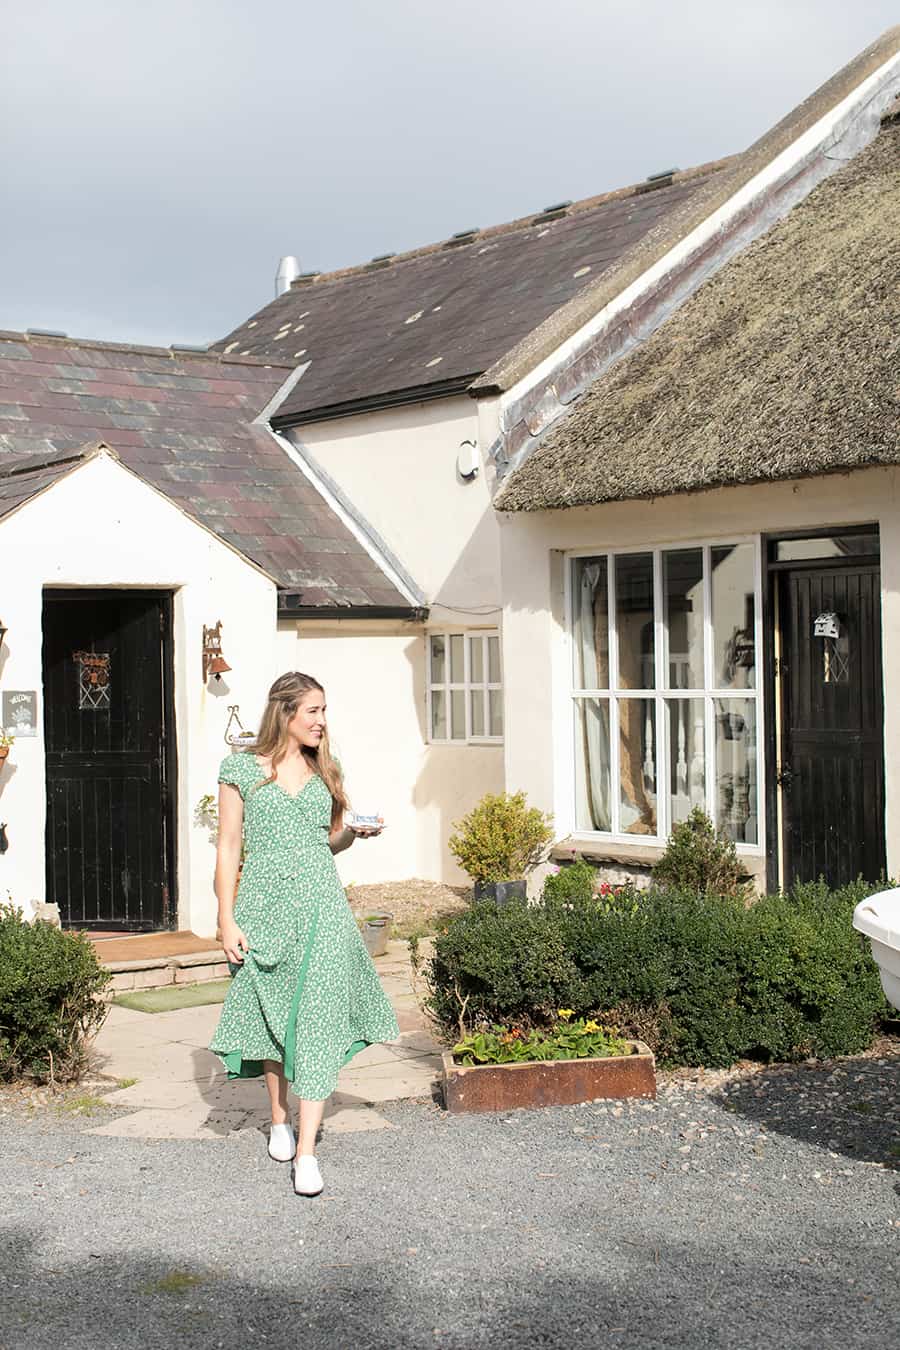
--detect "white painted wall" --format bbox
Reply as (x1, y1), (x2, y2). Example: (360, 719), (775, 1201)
(289, 397), (501, 625)
(0, 452), (276, 936)
(500, 467), (900, 879)
(274, 618), (504, 886)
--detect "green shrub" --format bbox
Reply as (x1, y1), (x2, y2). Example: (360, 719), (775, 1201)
(426, 898), (581, 1030)
(425, 879), (887, 1068)
(651, 807), (750, 899)
(448, 791), (554, 884)
(737, 879), (886, 1060)
(542, 858), (597, 907)
(0, 905), (111, 1083)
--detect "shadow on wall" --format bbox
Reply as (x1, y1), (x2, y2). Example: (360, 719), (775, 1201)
(404, 635), (504, 885)
(431, 498), (502, 614)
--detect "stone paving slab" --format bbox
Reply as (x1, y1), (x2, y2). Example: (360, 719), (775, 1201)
(89, 940), (442, 1138)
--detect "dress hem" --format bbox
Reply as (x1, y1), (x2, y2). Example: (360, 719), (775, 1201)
(215, 1036), (378, 1099)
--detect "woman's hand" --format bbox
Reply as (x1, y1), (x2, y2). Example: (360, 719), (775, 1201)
(220, 920), (249, 965)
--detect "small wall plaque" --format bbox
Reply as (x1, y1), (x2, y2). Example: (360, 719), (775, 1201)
(813, 611), (840, 639)
(2, 690), (37, 736)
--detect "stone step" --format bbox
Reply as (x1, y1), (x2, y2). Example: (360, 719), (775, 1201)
(103, 936), (411, 992)
(104, 949), (230, 992)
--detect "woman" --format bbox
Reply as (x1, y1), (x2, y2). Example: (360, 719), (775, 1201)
(208, 671), (399, 1196)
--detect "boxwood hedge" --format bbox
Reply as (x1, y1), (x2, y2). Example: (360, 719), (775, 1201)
(425, 877), (887, 1067)
(0, 905), (111, 1083)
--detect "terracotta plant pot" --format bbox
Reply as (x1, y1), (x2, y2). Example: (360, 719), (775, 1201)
(441, 1041), (656, 1114)
(0, 745), (9, 763)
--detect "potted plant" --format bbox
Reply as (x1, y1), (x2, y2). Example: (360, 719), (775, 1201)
(360, 911), (393, 959)
(0, 730), (13, 764)
(448, 791), (554, 904)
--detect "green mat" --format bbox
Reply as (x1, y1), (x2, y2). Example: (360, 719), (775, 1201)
(114, 979), (231, 1015)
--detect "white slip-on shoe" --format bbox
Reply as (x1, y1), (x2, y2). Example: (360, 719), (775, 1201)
(267, 1123), (296, 1162)
(292, 1154), (323, 1197)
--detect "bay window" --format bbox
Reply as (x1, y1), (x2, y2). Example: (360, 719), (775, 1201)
(570, 542), (761, 847)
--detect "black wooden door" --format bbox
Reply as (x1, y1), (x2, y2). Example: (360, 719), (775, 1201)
(43, 590), (176, 930)
(777, 565), (884, 888)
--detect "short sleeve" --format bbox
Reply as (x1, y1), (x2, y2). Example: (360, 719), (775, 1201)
(218, 752), (248, 799)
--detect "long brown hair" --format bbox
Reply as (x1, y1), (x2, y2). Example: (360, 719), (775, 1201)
(252, 672), (348, 829)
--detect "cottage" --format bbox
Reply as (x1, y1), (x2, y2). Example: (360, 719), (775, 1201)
(0, 132), (725, 933)
(491, 31), (900, 891)
(2, 26), (897, 935)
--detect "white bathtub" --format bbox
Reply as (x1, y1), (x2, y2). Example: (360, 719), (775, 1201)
(853, 888), (900, 1012)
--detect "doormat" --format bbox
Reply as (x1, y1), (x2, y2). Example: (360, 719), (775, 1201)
(114, 979), (231, 1015)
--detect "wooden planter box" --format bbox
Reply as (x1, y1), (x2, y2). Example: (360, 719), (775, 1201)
(441, 1041), (656, 1114)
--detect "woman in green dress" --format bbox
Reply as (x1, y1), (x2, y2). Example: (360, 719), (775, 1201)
(209, 671), (399, 1196)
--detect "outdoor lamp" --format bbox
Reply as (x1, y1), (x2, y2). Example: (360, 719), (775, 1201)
(0, 619), (7, 652)
(202, 621), (232, 684)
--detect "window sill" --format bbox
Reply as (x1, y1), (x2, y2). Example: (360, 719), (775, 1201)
(427, 739), (504, 748)
(553, 835), (766, 879)
(552, 837), (666, 867)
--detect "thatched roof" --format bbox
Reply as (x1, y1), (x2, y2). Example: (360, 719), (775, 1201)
(495, 111), (900, 514)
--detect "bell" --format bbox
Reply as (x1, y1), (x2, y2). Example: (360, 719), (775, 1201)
(209, 654), (232, 680)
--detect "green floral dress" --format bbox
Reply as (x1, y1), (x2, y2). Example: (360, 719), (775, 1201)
(208, 751), (399, 1100)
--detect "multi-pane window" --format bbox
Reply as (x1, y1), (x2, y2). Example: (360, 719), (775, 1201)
(428, 631), (502, 743)
(570, 543), (761, 847)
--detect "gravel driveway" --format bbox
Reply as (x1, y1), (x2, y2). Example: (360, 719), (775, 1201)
(1, 1048), (897, 1350)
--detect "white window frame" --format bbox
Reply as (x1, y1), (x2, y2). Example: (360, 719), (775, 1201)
(427, 629), (503, 745)
(565, 536), (764, 855)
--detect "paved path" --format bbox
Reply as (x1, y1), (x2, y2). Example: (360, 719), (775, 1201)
(87, 940), (442, 1139)
(0, 1049), (897, 1350)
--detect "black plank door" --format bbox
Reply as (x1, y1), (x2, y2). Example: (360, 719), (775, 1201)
(42, 590), (176, 930)
(777, 565), (885, 888)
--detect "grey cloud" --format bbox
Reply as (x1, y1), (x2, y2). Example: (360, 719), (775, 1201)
(1, 0), (897, 346)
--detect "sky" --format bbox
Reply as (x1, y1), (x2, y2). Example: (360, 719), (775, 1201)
(2, 1), (898, 348)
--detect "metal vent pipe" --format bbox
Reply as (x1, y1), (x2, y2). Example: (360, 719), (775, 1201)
(275, 256), (301, 297)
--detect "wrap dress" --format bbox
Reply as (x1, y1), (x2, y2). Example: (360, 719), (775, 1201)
(208, 751), (399, 1100)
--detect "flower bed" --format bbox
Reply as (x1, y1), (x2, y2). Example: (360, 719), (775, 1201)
(442, 1017), (656, 1113)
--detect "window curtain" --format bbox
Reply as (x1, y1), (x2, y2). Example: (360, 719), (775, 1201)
(578, 563), (611, 830)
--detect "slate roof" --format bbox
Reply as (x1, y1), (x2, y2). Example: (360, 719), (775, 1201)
(0, 446), (90, 519)
(0, 334), (410, 608)
(212, 162), (731, 425)
(494, 109), (900, 513)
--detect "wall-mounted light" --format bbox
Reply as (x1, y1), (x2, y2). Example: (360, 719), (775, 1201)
(0, 619), (7, 652)
(202, 621), (232, 683)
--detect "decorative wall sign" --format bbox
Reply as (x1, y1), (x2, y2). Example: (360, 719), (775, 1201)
(73, 651), (111, 711)
(1, 690), (37, 736)
(224, 704), (258, 748)
(813, 611), (840, 639)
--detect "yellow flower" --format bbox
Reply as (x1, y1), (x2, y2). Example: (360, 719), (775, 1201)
(557, 1008), (574, 1021)
(583, 1019), (601, 1033)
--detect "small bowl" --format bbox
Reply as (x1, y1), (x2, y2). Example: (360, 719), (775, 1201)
(349, 811), (382, 829)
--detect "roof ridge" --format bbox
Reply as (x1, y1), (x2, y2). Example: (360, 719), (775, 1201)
(0, 330), (294, 369)
(286, 155), (737, 290)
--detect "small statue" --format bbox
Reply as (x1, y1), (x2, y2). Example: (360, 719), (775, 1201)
(0, 823), (8, 854)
